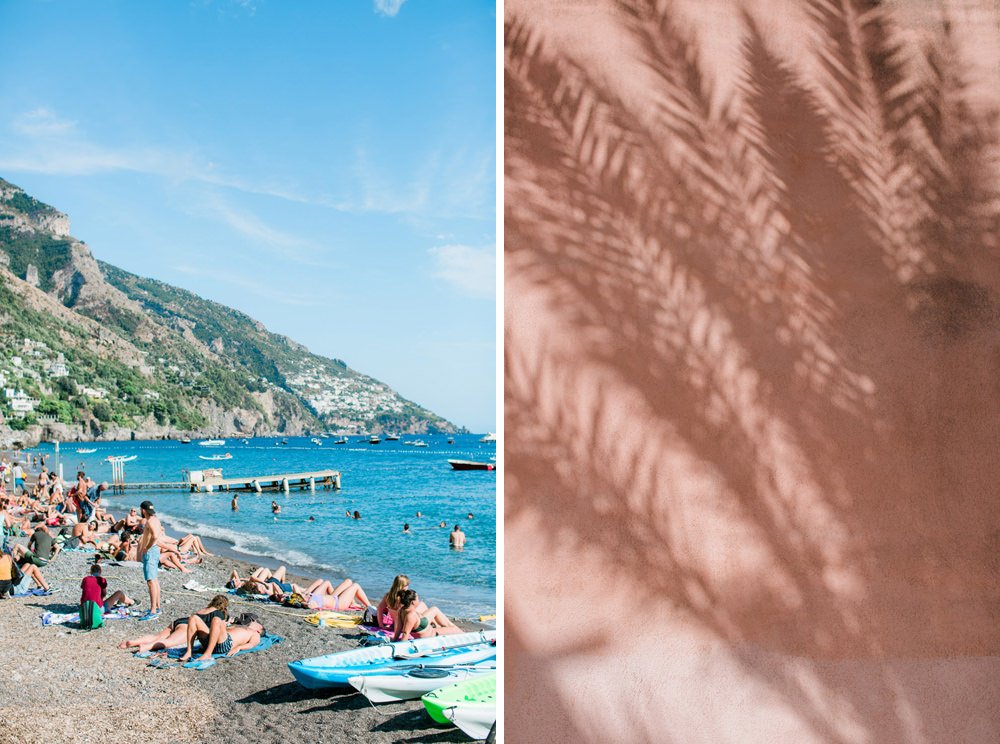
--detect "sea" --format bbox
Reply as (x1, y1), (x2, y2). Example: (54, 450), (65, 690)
(27, 434), (497, 619)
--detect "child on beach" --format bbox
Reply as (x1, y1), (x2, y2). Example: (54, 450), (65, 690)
(80, 563), (135, 628)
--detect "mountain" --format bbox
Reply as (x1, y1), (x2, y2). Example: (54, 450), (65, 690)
(0, 177), (457, 444)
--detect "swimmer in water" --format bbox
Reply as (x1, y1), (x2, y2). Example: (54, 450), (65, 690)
(402, 523), (411, 534)
(231, 495), (239, 512)
(353, 510), (361, 520)
(467, 513), (474, 519)
(308, 515), (315, 522)
(271, 501), (280, 515)
(416, 511), (422, 518)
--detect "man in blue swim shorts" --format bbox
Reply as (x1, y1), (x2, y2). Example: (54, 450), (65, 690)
(137, 500), (163, 619)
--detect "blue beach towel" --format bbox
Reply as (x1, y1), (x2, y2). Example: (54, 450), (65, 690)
(160, 632), (284, 667)
(13, 587), (54, 597)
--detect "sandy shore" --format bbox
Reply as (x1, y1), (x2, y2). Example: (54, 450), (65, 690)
(0, 537), (482, 744)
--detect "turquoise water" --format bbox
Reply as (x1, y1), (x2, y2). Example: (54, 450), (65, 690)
(30, 435), (496, 618)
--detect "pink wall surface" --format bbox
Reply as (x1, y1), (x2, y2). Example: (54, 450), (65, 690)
(505, 1), (1000, 741)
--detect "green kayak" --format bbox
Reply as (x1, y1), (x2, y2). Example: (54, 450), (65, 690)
(422, 672), (497, 728)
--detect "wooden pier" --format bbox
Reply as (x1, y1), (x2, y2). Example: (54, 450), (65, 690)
(192, 469), (342, 494)
(112, 469), (342, 494)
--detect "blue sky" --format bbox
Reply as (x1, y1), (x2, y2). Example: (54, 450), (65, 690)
(0, 0), (496, 432)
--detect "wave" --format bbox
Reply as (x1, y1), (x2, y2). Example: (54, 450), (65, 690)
(155, 510), (345, 576)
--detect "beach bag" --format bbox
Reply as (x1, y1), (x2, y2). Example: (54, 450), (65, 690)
(285, 592), (308, 608)
(9, 559), (24, 588)
(80, 600), (104, 630)
(362, 605), (379, 626)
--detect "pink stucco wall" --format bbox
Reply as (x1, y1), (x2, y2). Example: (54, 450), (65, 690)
(505, 1), (1000, 741)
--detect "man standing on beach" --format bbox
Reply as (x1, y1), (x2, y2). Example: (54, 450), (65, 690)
(137, 500), (163, 619)
(449, 525), (466, 550)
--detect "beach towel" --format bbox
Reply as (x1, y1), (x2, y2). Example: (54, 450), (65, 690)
(12, 587), (54, 597)
(304, 611), (362, 628)
(146, 633), (284, 669)
(41, 607), (129, 626)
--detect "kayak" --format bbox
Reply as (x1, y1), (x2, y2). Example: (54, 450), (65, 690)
(348, 659), (497, 703)
(287, 631), (496, 689)
(422, 673), (497, 739)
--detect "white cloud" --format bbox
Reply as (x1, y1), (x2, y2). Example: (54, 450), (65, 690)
(429, 244), (496, 298)
(374, 0), (406, 17)
(12, 108), (77, 137)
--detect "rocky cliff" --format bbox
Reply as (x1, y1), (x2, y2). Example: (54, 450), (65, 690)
(0, 177), (457, 444)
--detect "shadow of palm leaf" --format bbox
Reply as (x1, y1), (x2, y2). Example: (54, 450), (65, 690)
(506, 0), (1000, 741)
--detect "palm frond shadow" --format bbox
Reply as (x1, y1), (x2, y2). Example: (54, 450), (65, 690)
(506, 1), (1000, 741)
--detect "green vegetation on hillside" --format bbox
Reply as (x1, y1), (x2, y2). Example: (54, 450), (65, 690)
(0, 226), (73, 292)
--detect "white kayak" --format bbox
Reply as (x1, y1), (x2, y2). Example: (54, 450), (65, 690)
(452, 702), (498, 741)
(348, 660), (497, 703)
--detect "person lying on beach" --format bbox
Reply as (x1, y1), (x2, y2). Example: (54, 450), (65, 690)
(117, 617), (192, 654)
(228, 565), (293, 594)
(158, 550), (194, 572)
(392, 589), (461, 641)
(81, 562), (136, 612)
(302, 578), (373, 611)
(175, 533), (212, 557)
(178, 594), (264, 662)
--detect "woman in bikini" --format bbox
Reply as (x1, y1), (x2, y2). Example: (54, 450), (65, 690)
(303, 577), (373, 611)
(392, 589), (462, 641)
(378, 574), (459, 632)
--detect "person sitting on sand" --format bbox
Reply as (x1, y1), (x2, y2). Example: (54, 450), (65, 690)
(111, 507), (143, 535)
(24, 524), (60, 565)
(178, 595), (264, 662)
(392, 589), (462, 641)
(0, 550), (15, 597)
(9, 545), (51, 592)
(118, 595), (230, 654)
(81, 562), (135, 614)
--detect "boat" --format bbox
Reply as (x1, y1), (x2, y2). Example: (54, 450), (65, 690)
(447, 437), (455, 444)
(180, 438), (191, 444)
(385, 433), (400, 441)
(369, 435), (381, 444)
(76, 448), (96, 454)
(241, 438), (250, 444)
(479, 432), (497, 443)
(349, 660), (496, 704)
(448, 459), (496, 471)
(310, 438), (322, 445)
(199, 453), (232, 461)
(198, 439), (225, 447)
(422, 673), (497, 740)
(334, 437), (348, 445)
(106, 455), (138, 463)
(287, 631), (496, 690)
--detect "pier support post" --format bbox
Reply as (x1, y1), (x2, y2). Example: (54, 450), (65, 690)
(252, 479), (262, 493)
(334, 473), (341, 490)
(282, 477), (289, 494)
(309, 477), (315, 494)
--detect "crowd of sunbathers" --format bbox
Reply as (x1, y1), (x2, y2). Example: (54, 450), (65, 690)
(3, 457), (464, 660)
(1, 462), (211, 596)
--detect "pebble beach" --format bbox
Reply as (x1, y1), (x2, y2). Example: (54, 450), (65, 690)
(0, 546), (482, 744)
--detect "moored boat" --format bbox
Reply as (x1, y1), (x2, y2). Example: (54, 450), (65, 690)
(479, 432), (496, 443)
(106, 455), (138, 463)
(448, 459), (496, 471)
(76, 448), (96, 454)
(369, 435), (381, 444)
(334, 437), (348, 445)
(198, 439), (225, 447)
(385, 433), (400, 441)
(199, 453), (232, 461)
(349, 660), (497, 704)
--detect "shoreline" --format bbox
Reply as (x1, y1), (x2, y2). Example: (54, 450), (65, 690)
(0, 521), (483, 744)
